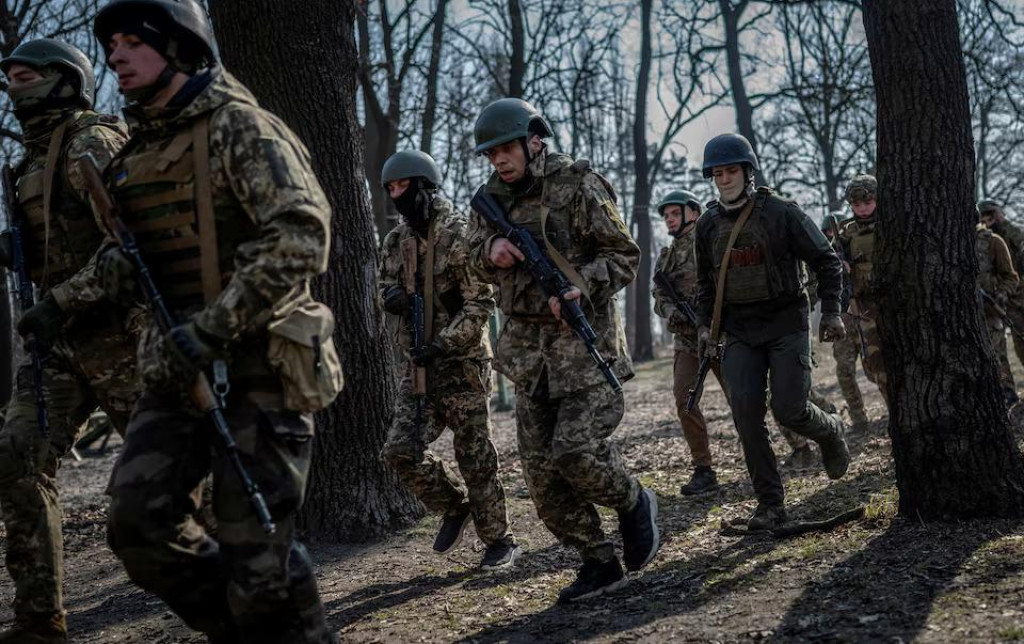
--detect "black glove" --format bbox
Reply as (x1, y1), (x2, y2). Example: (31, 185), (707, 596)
(413, 340), (445, 366)
(17, 295), (63, 345)
(97, 244), (137, 302)
(163, 321), (223, 378)
(382, 284), (410, 316)
(0, 230), (11, 269)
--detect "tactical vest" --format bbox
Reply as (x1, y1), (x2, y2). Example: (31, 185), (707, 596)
(16, 113), (122, 288)
(108, 113), (255, 313)
(844, 220), (875, 299)
(709, 190), (796, 305)
(976, 226), (996, 292)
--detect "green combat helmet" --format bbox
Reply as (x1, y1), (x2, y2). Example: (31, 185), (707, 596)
(381, 150), (443, 188)
(0, 39), (96, 107)
(702, 133), (759, 178)
(94, 0), (218, 72)
(845, 174), (877, 202)
(978, 198), (1001, 214)
(473, 98), (553, 154)
(656, 190), (702, 216)
(821, 211), (844, 234)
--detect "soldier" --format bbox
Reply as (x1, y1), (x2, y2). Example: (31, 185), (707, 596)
(0, 39), (138, 643)
(979, 198), (1024, 373)
(377, 150), (519, 569)
(694, 133), (850, 530)
(93, 1), (340, 641)
(466, 98), (659, 603)
(822, 212), (870, 431)
(975, 219), (1020, 404)
(838, 175), (888, 404)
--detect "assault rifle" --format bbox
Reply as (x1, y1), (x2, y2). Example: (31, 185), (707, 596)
(401, 238), (427, 428)
(651, 270), (708, 410)
(81, 158), (276, 535)
(980, 288), (1024, 343)
(2, 164), (48, 439)
(471, 187), (621, 393)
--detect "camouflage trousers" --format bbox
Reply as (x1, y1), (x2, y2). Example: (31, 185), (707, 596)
(832, 316), (868, 426)
(986, 318), (1015, 392)
(107, 389), (331, 643)
(0, 322), (137, 615)
(516, 375), (640, 564)
(850, 303), (888, 403)
(382, 359), (513, 546)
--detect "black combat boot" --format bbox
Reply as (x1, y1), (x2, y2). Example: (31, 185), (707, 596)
(679, 466), (719, 495)
(557, 558), (628, 604)
(747, 503), (787, 531)
(817, 416), (852, 480)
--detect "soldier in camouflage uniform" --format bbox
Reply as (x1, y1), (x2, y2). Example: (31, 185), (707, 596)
(0, 39), (139, 643)
(980, 198), (1024, 381)
(377, 150), (519, 570)
(94, 2), (338, 641)
(467, 98), (659, 603)
(975, 220), (1019, 403)
(695, 134), (850, 530)
(838, 175), (888, 405)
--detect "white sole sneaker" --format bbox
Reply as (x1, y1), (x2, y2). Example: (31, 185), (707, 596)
(635, 489), (660, 570)
(433, 512), (472, 555)
(479, 544), (522, 571)
(564, 575), (629, 603)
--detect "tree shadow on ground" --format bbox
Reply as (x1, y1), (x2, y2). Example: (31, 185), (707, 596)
(64, 579), (174, 639)
(456, 471), (885, 643)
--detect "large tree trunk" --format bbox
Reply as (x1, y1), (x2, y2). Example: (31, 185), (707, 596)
(719, 0), (766, 187)
(420, 0), (449, 154)
(629, 0), (653, 362)
(209, 0), (422, 540)
(863, 0), (1024, 518)
(507, 0), (525, 97)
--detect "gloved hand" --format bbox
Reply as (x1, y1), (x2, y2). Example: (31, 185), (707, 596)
(669, 310), (690, 332)
(17, 295), (63, 346)
(382, 284), (410, 316)
(0, 230), (12, 269)
(144, 322), (224, 392)
(97, 244), (137, 302)
(413, 340), (445, 366)
(819, 312), (847, 342)
(697, 326), (715, 360)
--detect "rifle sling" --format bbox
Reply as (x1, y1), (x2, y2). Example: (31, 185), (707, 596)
(710, 198), (756, 343)
(192, 116), (222, 304)
(41, 120), (70, 286)
(540, 181), (591, 303)
(424, 220), (436, 343)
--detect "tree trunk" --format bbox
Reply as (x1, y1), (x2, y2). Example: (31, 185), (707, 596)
(719, 0), (766, 186)
(420, 0), (448, 154)
(863, 0), (1024, 518)
(209, 0), (422, 540)
(507, 0), (526, 97)
(629, 0), (653, 362)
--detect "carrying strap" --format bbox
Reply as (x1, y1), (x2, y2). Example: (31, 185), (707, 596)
(191, 116), (221, 304)
(540, 180), (591, 302)
(710, 198), (755, 342)
(424, 222), (437, 343)
(40, 120), (71, 285)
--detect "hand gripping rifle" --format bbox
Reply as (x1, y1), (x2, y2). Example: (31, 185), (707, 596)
(81, 158), (276, 535)
(471, 187), (621, 393)
(652, 270), (708, 411)
(2, 165), (48, 440)
(401, 238), (427, 428)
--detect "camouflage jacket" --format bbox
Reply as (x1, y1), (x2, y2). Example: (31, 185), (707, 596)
(378, 196), (494, 366)
(838, 217), (877, 307)
(653, 225), (699, 353)
(467, 152), (638, 397)
(15, 110), (127, 317)
(991, 219), (1024, 276)
(976, 225), (1018, 323)
(107, 68), (331, 352)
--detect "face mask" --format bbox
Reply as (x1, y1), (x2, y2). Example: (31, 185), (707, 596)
(719, 180), (746, 204)
(392, 179), (433, 233)
(8, 72), (65, 120)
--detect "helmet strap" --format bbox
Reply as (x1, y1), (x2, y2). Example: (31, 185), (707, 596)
(122, 63), (177, 105)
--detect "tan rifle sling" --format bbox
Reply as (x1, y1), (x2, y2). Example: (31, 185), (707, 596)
(710, 198), (755, 343)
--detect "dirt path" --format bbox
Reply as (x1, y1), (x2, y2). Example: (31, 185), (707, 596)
(2, 350), (1023, 642)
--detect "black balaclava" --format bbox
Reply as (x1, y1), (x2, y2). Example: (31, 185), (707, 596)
(393, 178), (436, 236)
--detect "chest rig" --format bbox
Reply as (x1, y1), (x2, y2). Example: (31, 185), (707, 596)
(976, 226), (996, 292)
(16, 114), (119, 288)
(710, 190), (778, 305)
(845, 220), (876, 299)
(108, 113), (253, 313)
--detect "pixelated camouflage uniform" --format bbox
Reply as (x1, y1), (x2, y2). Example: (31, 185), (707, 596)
(467, 151), (640, 564)
(832, 313), (869, 427)
(378, 196), (514, 547)
(990, 218), (1024, 370)
(839, 216), (888, 402)
(976, 225), (1019, 393)
(0, 107), (140, 619)
(104, 68), (333, 643)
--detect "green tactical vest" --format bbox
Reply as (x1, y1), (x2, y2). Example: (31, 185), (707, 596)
(107, 113), (255, 313)
(844, 220), (876, 299)
(709, 190), (781, 304)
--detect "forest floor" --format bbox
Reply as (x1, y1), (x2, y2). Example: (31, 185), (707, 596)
(3, 345), (1024, 642)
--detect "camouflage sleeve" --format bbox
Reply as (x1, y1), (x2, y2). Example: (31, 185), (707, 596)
(788, 202), (842, 315)
(48, 124), (127, 313)
(694, 216), (715, 328)
(378, 228), (402, 305)
(435, 234), (495, 353)
(652, 247), (676, 320)
(991, 234), (1020, 297)
(574, 173), (640, 305)
(193, 104), (330, 341)
(465, 207), (501, 284)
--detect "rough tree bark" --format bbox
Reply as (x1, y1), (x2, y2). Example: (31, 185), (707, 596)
(863, 0), (1024, 518)
(209, 0), (422, 540)
(629, 0), (654, 362)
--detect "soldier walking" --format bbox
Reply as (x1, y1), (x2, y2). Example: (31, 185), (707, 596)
(467, 98), (659, 603)
(980, 198), (1024, 398)
(377, 150), (519, 570)
(694, 133), (851, 530)
(94, 1), (340, 641)
(0, 39), (139, 643)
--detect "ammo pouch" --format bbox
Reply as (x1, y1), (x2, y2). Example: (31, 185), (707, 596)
(267, 289), (344, 413)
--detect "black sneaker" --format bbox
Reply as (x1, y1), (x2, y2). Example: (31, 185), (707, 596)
(618, 488), (660, 571)
(818, 417), (851, 480)
(747, 503), (787, 531)
(479, 542), (521, 571)
(556, 558), (628, 604)
(680, 466), (719, 495)
(432, 505), (471, 554)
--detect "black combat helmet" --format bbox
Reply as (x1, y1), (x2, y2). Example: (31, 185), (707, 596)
(473, 98), (553, 155)
(978, 198), (1001, 214)
(0, 39), (95, 107)
(94, 0), (218, 72)
(381, 150), (443, 188)
(702, 133), (759, 178)
(656, 190), (702, 216)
